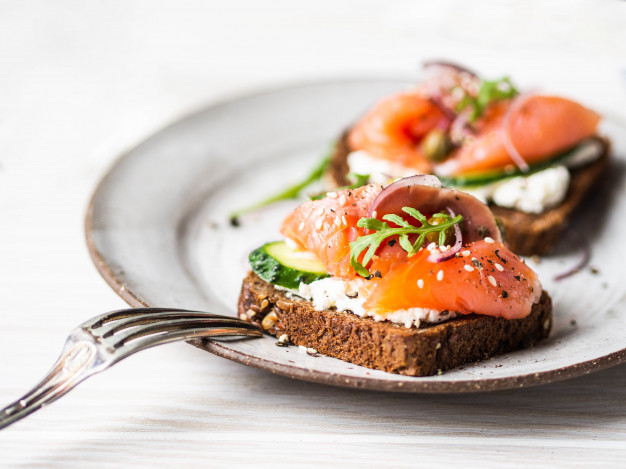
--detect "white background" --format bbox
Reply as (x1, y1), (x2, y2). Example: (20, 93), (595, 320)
(1, 1), (625, 467)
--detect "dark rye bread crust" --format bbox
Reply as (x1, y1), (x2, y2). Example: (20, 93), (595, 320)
(239, 271), (553, 377)
(327, 132), (610, 256)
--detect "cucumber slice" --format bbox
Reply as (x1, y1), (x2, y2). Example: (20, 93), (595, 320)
(439, 139), (596, 187)
(249, 241), (330, 289)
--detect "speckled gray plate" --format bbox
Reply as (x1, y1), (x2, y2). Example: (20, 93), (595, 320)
(86, 79), (626, 392)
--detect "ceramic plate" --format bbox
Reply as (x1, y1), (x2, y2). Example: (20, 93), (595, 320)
(86, 79), (626, 392)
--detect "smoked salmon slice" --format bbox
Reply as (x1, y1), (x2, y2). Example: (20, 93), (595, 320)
(280, 180), (542, 320)
(347, 68), (601, 177)
(280, 184), (383, 278)
(362, 240), (541, 320)
(347, 92), (447, 173)
(436, 95), (601, 176)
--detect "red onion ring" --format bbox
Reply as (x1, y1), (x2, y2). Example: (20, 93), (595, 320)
(553, 229), (591, 281)
(422, 61), (478, 78)
(428, 95), (457, 122)
(501, 92), (534, 172)
(367, 175), (502, 243)
(367, 175), (442, 220)
(449, 110), (476, 145)
(426, 207), (463, 263)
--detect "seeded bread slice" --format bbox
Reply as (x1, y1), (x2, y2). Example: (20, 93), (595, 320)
(239, 271), (553, 377)
(327, 133), (610, 256)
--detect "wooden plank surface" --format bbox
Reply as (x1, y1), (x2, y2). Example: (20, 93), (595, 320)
(1, 1), (625, 467)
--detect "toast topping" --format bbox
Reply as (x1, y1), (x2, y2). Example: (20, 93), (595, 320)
(348, 64), (600, 179)
(342, 63), (602, 218)
(273, 176), (542, 322)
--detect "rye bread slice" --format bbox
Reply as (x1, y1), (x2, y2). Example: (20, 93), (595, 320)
(239, 271), (553, 377)
(326, 132), (610, 256)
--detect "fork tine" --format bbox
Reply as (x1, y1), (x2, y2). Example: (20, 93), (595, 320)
(106, 317), (258, 348)
(110, 326), (262, 362)
(83, 308), (220, 329)
(0, 307), (263, 430)
(95, 312), (256, 338)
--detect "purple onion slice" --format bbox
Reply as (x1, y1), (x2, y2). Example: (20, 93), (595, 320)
(426, 207), (463, 263)
(368, 175), (502, 244)
(501, 92), (533, 172)
(367, 174), (441, 220)
(449, 110), (476, 144)
(428, 95), (457, 122)
(554, 229), (591, 281)
(422, 60), (478, 78)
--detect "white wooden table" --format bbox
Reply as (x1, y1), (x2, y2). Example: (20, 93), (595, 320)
(1, 1), (625, 466)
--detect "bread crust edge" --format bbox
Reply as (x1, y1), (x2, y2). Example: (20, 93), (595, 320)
(238, 271), (553, 377)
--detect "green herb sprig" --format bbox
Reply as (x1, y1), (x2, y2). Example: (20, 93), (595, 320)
(456, 76), (519, 122)
(349, 208), (463, 277)
(229, 152), (331, 225)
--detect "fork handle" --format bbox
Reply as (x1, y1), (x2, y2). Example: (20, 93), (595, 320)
(0, 327), (261, 430)
(0, 341), (99, 430)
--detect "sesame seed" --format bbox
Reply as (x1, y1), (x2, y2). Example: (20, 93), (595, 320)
(462, 250), (471, 257)
(298, 345), (308, 352)
(326, 192), (338, 198)
(417, 279), (424, 289)
(440, 245), (449, 252)
(278, 334), (288, 343)
(334, 216), (341, 227)
(427, 242), (437, 251)
(341, 215), (347, 225)
(484, 237), (495, 244)
(315, 218), (323, 230)
(298, 222), (305, 231)
(488, 275), (497, 286)
(339, 195), (347, 205)
(495, 263), (504, 272)
(464, 264), (474, 272)
(371, 211), (377, 219)
(437, 270), (444, 281)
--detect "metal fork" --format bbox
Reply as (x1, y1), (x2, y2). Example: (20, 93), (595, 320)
(0, 307), (262, 430)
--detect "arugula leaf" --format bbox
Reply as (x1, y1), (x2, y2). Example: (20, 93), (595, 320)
(349, 208), (463, 277)
(456, 76), (519, 122)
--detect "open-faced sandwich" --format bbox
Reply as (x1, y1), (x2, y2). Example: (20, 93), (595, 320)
(328, 62), (610, 256)
(239, 175), (552, 376)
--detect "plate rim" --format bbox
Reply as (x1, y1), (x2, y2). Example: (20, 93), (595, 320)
(84, 77), (626, 393)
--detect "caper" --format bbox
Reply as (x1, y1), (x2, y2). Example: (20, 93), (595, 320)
(419, 128), (452, 162)
(425, 214), (455, 246)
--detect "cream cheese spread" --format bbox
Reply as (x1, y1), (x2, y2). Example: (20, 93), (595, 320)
(461, 165), (570, 214)
(296, 277), (456, 328)
(346, 139), (603, 214)
(347, 150), (420, 183)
